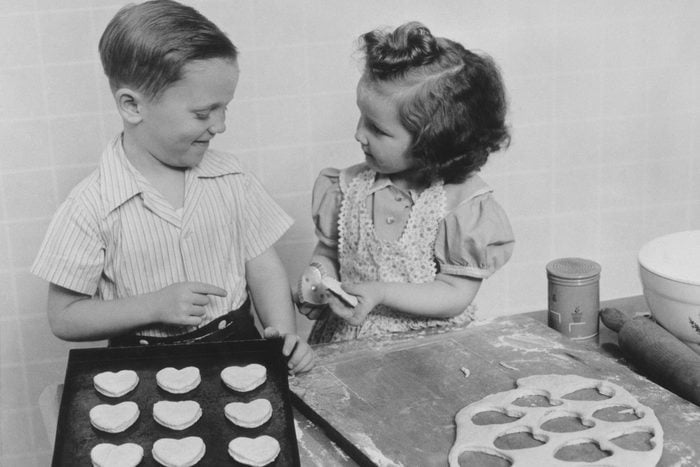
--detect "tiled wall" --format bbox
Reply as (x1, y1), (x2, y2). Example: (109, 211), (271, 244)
(1, 0), (699, 464)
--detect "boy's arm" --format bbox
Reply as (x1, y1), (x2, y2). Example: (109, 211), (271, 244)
(246, 246), (315, 373)
(47, 281), (227, 341)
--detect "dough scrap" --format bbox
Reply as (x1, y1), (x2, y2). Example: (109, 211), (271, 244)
(90, 442), (143, 467)
(221, 363), (267, 392)
(448, 374), (663, 467)
(93, 370), (139, 398)
(152, 436), (205, 467)
(228, 435), (280, 466)
(89, 401), (140, 434)
(225, 398), (273, 428)
(156, 367), (201, 394)
(153, 400), (202, 430)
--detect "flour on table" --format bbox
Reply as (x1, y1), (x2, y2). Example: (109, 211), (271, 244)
(448, 374), (663, 467)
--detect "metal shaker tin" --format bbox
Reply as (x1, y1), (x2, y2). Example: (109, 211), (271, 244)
(546, 258), (602, 340)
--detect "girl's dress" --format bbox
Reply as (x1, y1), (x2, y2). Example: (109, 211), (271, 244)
(308, 163), (514, 344)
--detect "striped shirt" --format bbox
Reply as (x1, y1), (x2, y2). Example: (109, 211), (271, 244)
(31, 134), (292, 338)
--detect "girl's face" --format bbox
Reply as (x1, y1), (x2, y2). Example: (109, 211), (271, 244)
(134, 58), (239, 169)
(355, 79), (415, 183)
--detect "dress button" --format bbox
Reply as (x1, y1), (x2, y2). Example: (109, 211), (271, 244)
(386, 216), (395, 224)
(218, 320), (227, 330)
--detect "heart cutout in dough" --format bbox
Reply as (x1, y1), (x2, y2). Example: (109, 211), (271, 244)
(153, 400), (202, 430)
(225, 398), (273, 428)
(156, 366), (201, 394)
(89, 401), (139, 433)
(93, 370), (139, 398)
(228, 435), (280, 466)
(152, 436), (205, 467)
(221, 364), (267, 392)
(90, 442), (143, 467)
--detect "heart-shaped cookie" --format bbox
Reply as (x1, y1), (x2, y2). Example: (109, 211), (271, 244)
(225, 398), (272, 428)
(221, 364), (267, 392)
(156, 366), (201, 394)
(228, 435), (280, 466)
(153, 400), (202, 430)
(90, 442), (143, 467)
(93, 370), (139, 398)
(152, 436), (205, 467)
(89, 401), (139, 433)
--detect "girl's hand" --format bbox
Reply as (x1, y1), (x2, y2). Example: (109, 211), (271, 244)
(298, 302), (328, 320)
(263, 327), (315, 374)
(327, 282), (384, 326)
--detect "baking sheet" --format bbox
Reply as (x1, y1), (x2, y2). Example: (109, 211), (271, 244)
(52, 339), (300, 466)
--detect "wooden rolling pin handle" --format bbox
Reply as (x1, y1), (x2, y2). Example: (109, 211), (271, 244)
(599, 307), (625, 332)
(600, 307), (700, 406)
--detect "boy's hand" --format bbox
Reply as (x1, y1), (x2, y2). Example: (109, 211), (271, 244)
(327, 282), (384, 326)
(263, 327), (315, 374)
(152, 282), (227, 327)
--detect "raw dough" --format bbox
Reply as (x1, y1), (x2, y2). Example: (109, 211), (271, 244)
(156, 366), (201, 394)
(221, 363), (267, 392)
(89, 401), (140, 434)
(90, 442), (143, 467)
(153, 400), (202, 430)
(448, 374), (664, 467)
(93, 370), (139, 398)
(225, 398), (273, 428)
(152, 436), (205, 467)
(228, 435), (280, 466)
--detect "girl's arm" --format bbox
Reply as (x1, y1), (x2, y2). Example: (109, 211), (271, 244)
(47, 281), (227, 341)
(246, 246), (315, 373)
(328, 274), (481, 326)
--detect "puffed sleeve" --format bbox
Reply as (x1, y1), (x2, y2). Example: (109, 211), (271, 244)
(435, 193), (515, 279)
(311, 168), (342, 248)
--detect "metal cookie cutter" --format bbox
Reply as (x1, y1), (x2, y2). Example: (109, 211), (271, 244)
(297, 262), (358, 307)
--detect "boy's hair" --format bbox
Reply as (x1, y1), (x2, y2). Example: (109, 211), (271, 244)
(359, 22), (510, 185)
(99, 0), (238, 101)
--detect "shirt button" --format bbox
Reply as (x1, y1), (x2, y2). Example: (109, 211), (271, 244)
(386, 216), (395, 224)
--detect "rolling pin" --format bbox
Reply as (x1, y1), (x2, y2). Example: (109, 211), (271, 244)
(600, 307), (700, 406)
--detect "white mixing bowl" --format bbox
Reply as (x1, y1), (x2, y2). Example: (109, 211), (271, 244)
(638, 230), (700, 351)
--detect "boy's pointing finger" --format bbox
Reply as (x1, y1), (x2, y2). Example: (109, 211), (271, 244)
(189, 282), (228, 297)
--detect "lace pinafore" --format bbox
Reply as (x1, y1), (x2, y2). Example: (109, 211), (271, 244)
(308, 169), (473, 344)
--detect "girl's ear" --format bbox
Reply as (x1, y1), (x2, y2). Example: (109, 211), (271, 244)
(115, 88), (145, 125)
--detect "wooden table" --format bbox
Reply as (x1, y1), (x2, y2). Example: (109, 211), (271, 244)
(42, 296), (699, 466)
(291, 296), (700, 466)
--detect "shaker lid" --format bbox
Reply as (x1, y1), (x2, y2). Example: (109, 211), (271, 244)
(546, 257), (601, 279)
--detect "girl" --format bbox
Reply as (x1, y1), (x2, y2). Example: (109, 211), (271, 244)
(300, 22), (514, 344)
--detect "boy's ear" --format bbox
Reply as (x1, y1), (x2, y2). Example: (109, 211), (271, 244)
(115, 88), (145, 124)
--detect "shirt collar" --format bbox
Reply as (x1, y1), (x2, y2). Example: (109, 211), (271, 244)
(99, 134), (243, 213)
(367, 172), (420, 201)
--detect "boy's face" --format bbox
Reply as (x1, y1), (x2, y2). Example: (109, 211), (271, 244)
(354, 78), (415, 180)
(135, 58), (239, 169)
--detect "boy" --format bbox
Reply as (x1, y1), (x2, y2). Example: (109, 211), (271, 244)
(31, 0), (314, 373)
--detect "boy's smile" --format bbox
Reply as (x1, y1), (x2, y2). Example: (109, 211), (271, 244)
(127, 58), (240, 171)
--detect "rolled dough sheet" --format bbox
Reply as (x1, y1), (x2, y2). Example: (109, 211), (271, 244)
(448, 374), (663, 467)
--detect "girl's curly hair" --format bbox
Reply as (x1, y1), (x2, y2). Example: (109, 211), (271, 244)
(360, 22), (510, 185)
